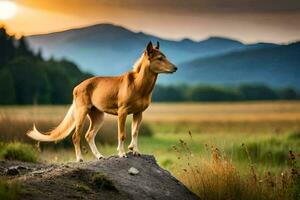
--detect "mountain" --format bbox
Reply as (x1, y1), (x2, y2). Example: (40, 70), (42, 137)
(173, 42), (300, 89)
(27, 24), (251, 75)
(27, 23), (299, 89)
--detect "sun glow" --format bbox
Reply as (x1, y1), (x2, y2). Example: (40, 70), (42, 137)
(0, 1), (17, 20)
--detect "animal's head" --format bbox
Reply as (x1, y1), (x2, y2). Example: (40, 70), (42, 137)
(145, 41), (177, 74)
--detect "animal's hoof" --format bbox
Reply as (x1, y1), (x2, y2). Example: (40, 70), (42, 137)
(77, 158), (83, 162)
(128, 149), (140, 156)
(97, 155), (104, 160)
(118, 153), (127, 158)
(133, 151), (141, 156)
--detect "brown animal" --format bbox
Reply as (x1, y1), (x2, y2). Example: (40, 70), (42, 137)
(27, 41), (177, 162)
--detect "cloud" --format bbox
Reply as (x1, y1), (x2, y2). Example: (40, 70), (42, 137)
(16, 0), (300, 15)
(108, 0), (300, 13)
(11, 0), (300, 43)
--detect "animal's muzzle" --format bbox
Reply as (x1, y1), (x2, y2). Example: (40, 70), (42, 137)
(171, 65), (177, 73)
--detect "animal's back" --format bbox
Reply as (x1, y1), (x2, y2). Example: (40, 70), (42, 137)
(75, 76), (123, 114)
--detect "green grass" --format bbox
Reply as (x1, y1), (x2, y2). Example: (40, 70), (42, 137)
(0, 142), (37, 162)
(1, 122), (294, 175)
(228, 134), (300, 166)
(0, 180), (20, 200)
(38, 131), (299, 173)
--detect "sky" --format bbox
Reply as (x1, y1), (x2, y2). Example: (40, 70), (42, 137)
(1, 0), (300, 43)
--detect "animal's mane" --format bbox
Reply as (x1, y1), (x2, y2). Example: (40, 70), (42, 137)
(132, 52), (145, 73)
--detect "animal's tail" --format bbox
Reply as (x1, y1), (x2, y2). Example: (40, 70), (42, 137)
(27, 103), (76, 142)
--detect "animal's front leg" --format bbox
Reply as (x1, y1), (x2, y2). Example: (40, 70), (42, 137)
(128, 112), (142, 156)
(117, 110), (127, 158)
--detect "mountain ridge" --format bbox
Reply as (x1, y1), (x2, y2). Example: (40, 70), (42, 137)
(173, 42), (300, 89)
(27, 23), (300, 89)
(27, 23), (249, 74)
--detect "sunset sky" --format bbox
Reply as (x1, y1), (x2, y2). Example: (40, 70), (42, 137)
(1, 0), (300, 43)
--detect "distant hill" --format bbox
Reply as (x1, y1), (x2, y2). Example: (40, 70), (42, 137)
(173, 42), (300, 89)
(27, 24), (258, 75)
(27, 23), (299, 89)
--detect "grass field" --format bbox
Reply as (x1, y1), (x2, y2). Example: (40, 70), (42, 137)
(0, 101), (299, 166)
(1, 101), (300, 199)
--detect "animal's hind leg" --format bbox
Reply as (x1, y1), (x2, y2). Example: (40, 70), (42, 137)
(85, 107), (104, 159)
(72, 106), (88, 162)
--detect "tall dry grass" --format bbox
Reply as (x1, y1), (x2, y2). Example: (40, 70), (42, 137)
(173, 138), (300, 200)
(0, 114), (153, 148)
(2, 102), (300, 135)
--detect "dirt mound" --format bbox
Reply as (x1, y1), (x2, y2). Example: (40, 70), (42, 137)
(0, 154), (199, 200)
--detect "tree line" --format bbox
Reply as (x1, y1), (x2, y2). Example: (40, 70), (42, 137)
(0, 26), (91, 104)
(152, 84), (300, 102)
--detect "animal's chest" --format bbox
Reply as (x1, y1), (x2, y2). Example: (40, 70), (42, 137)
(127, 97), (150, 114)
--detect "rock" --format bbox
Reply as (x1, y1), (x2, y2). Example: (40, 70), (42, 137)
(16, 165), (28, 170)
(0, 154), (200, 200)
(31, 166), (54, 175)
(5, 166), (20, 176)
(128, 167), (139, 175)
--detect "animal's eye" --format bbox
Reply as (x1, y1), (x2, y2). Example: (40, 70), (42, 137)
(158, 57), (163, 61)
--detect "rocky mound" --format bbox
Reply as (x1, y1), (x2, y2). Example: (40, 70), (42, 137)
(0, 154), (199, 200)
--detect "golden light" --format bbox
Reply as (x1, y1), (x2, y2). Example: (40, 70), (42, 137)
(0, 1), (17, 20)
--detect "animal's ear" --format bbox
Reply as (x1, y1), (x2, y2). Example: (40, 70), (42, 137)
(146, 41), (154, 55)
(156, 41), (160, 49)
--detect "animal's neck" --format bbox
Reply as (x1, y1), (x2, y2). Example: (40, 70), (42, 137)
(135, 62), (157, 97)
